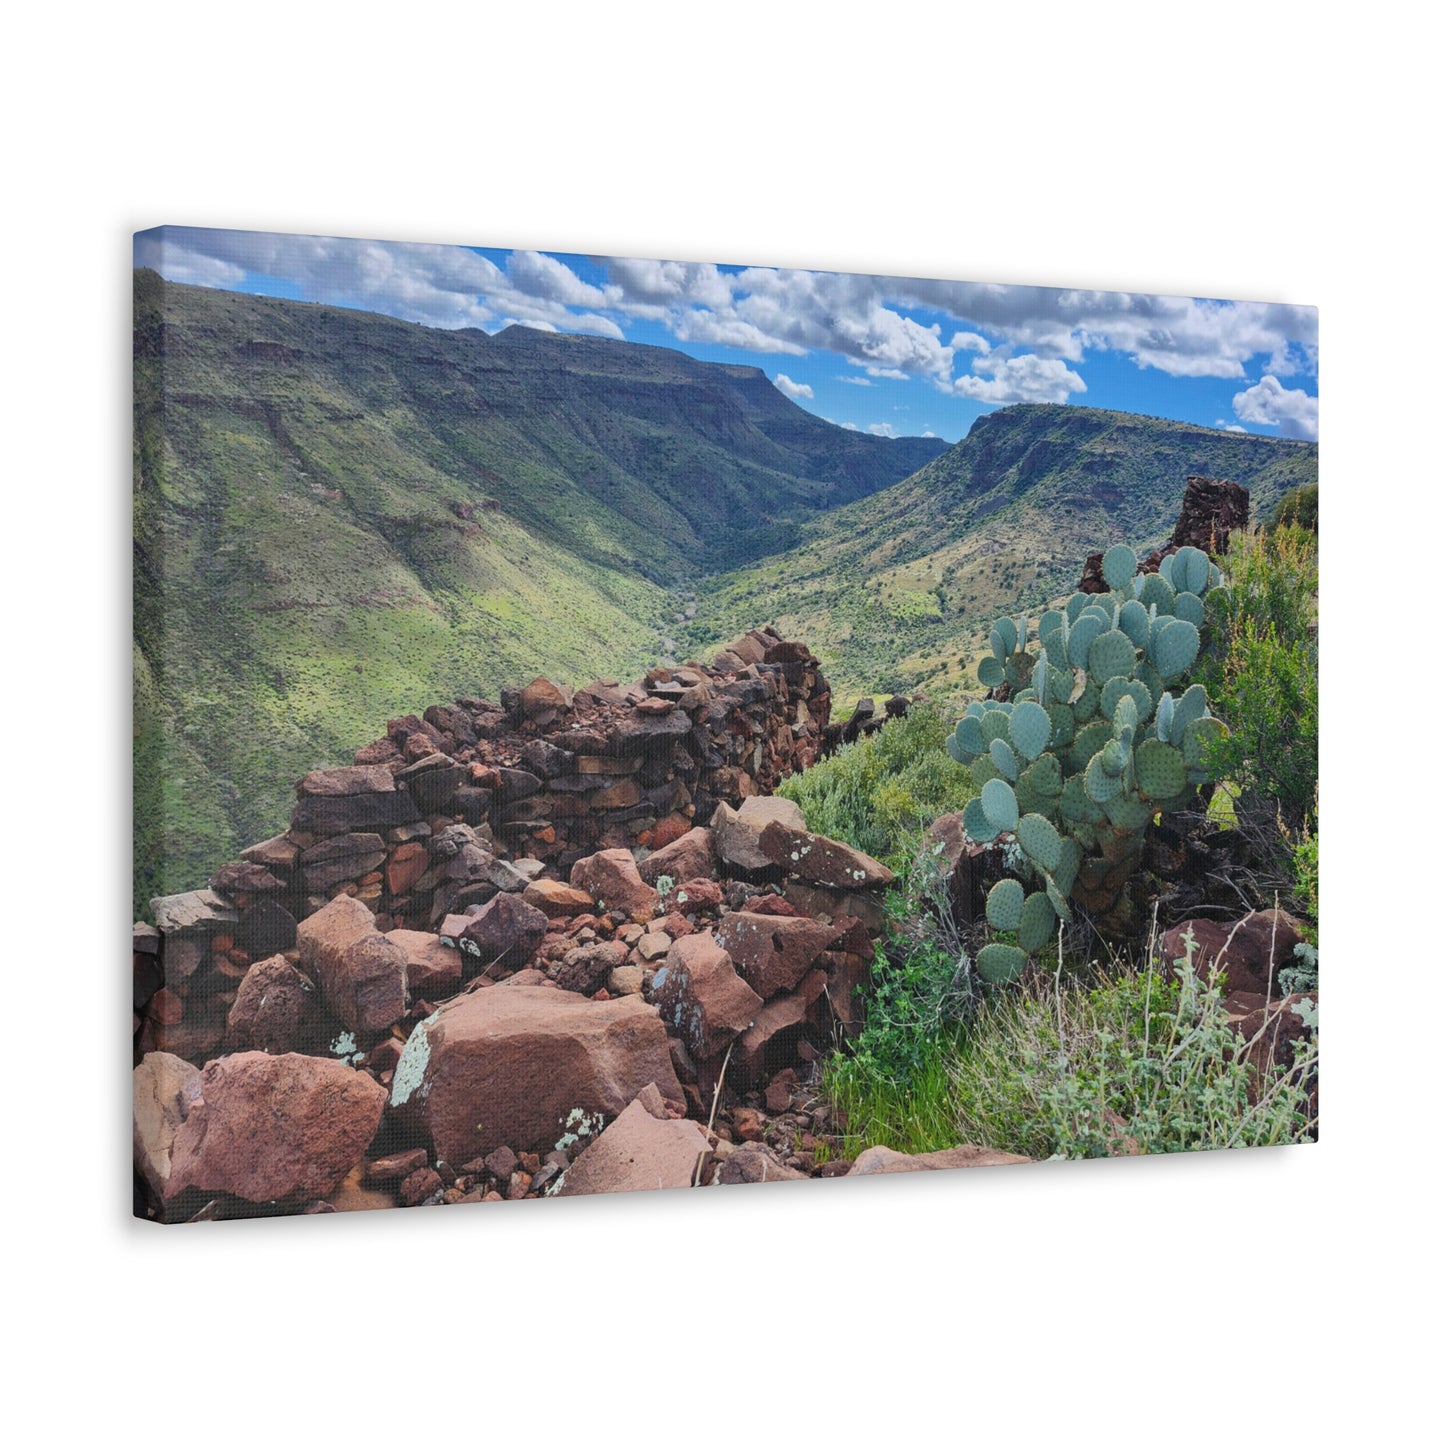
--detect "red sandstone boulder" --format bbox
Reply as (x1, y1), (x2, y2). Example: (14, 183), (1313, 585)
(225, 955), (324, 1055)
(638, 827), (716, 887)
(1158, 910), (1306, 997)
(133, 1052), (202, 1199)
(297, 895), (409, 1033)
(569, 848), (659, 923)
(388, 987), (685, 1164)
(649, 932), (762, 1060)
(711, 796), (807, 874)
(848, 1143), (1031, 1175)
(554, 940), (630, 995)
(558, 1096), (711, 1196)
(758, 821), (894, 890)
(165, 1052), (387, 1204)
(714, 911), (843, 1000)
(387, 929), (463, 999)
(522, 879), (597, 918)
(732, 969), (829, 1084)
(715, 1141), (809, 1185)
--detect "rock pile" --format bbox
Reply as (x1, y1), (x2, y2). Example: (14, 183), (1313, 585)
(1078, 475), (1252, 593)
(135, 632), (1009, 1221)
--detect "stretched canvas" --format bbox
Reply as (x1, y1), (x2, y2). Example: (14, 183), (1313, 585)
(132, 227), (1319, 1223)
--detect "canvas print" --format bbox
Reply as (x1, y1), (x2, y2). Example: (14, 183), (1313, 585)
(132, 227), (1319, 1222)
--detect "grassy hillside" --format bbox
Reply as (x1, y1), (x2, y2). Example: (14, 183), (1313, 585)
(677, 404), (1318, 704)
(133, 272), (944, 913)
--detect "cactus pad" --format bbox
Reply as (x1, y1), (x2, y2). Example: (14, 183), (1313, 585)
(1173, 545), (1209, 595)
(1117, 598), (1150, 648)
(989, 618), (1016, 662)
(1137, 572), (1175, 613)
(1088, 627), (1135, 684)
(1085, 752), (1124, 803)
(1180, 715), (1226, 769)
(986, 878), (1025, 931)
(981, 777), (1020, 833)
(1155, 691), (1175, 742)
(977, 942), (1028, 984)
(1046, 704), (1075, 748)
(1136, 737), (1186, 798)
(1151, 618), (1200, 680)
(956, 715), (985, 756)
(1065, 592), (1088, 624)
(989, 736), (1019, 781)
(1017, 812), (1063, 873)
(1173, 590), (1205, 627)
(1102, 543), (1137, 592)
(1070, 719), (1112, 772)
(978, 708), (1012, 744)
(945, 733), (965, 764)
(1009, 700), (1051, 760)
(963, 795), (999, 843)
(1168, 684), (1208, 745)
(978, 655), (1004, 688)
(1021, 752), (1063, 798)
(1067, 612), (1105, 669)
(1017, 891), (1058, 952)
(971, 754), (1000, 789)
(1045, 875), (1071, 920)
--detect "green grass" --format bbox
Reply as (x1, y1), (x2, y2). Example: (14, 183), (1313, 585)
(777, 702), (977, 869)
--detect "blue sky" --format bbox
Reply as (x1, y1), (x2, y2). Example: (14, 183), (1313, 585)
(136, 227), (1318, 445)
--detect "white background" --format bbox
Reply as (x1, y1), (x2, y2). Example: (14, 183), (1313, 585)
(5, 4), (1429, 1437)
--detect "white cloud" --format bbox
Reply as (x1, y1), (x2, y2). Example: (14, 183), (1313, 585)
(839, 375), (873, 386)
(838, 421), (861, 431)
(507, 250), (609, 308)
(867, 422), (897, 437)
(773, 373), (814, 400)
(952, 352), (1086, 405)
(1231, 375), (1319, 440)
(1214, 418), (1249, 433)
(950, 330), (992, 354)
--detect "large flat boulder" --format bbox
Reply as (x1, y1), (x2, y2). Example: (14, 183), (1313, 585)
(558, 1096), (710, 1197)
(389, 987), (685, 1165)
(848, 1144), (1032, 1175)
(758, 822), (894, 890)
(638, 827), (716, 887)
(387, 929), (463, 999)
(165, 1052), (387, 1205)
(225, 955), (324, 1055)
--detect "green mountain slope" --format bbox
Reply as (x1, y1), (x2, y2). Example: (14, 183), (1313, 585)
(676, 403), (1318, 703)
(133, 272), (945, 912)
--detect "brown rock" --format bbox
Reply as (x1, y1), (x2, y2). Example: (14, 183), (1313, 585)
(558, 1097), (711, 1196)
(638, 826), (716, 887)
(209, 861), (285, 897)
(150, 889), (238, 935)
(165, 1053), (387, 1204)
(649, 933), (762, 1060)
(848, 1143), (1032, 1175)
(522, 879), (597, 918)
(225, 955), (323, 1055)
(400, 1168), (445, 1206)
(459, 892), (550, 975)
(554, 940), (630, 995)
(133, 1052), (203, 1199)
(711, 796), (806, 874)
(520, 677), (571, 718)
(758, 821), (894, 890)
(715, 1141), (809, 1185)
(297, 895), (409, 1032)
(732, 969), (829, 1084)
(365, 1148), (430, 1184)
(241, 834), (301, 870)
(714, 911), (843, 1000)
(385, 841), (430, 896)
(1158, 910), (1306, 997)
(569, 849), (659, 924)
(388, 986), (685, 1164)
(666, 878), (723, 913)
(297, 764), (397, 797)
(387, 929), (463, 999)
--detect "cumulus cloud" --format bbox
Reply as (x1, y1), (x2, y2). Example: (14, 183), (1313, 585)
(951, 352), (1087, 405)
(839, 375), (873, 386)
(139, 230), (1318, 400)
(1214, 418), (1249, 433)
(868, 422), (898, 437)
(773, 373), (814, 400)
(1231, 375), (1319, 440)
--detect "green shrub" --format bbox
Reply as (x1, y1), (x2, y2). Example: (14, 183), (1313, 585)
(1267, 482), (1318, 533)
(947, 942), (1318, 1160)
(1198, 525), (1318, 831)
(779, 702), (976, 868)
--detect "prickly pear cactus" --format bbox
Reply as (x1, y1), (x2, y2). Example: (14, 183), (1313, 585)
(951, 542), (1229, 971)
